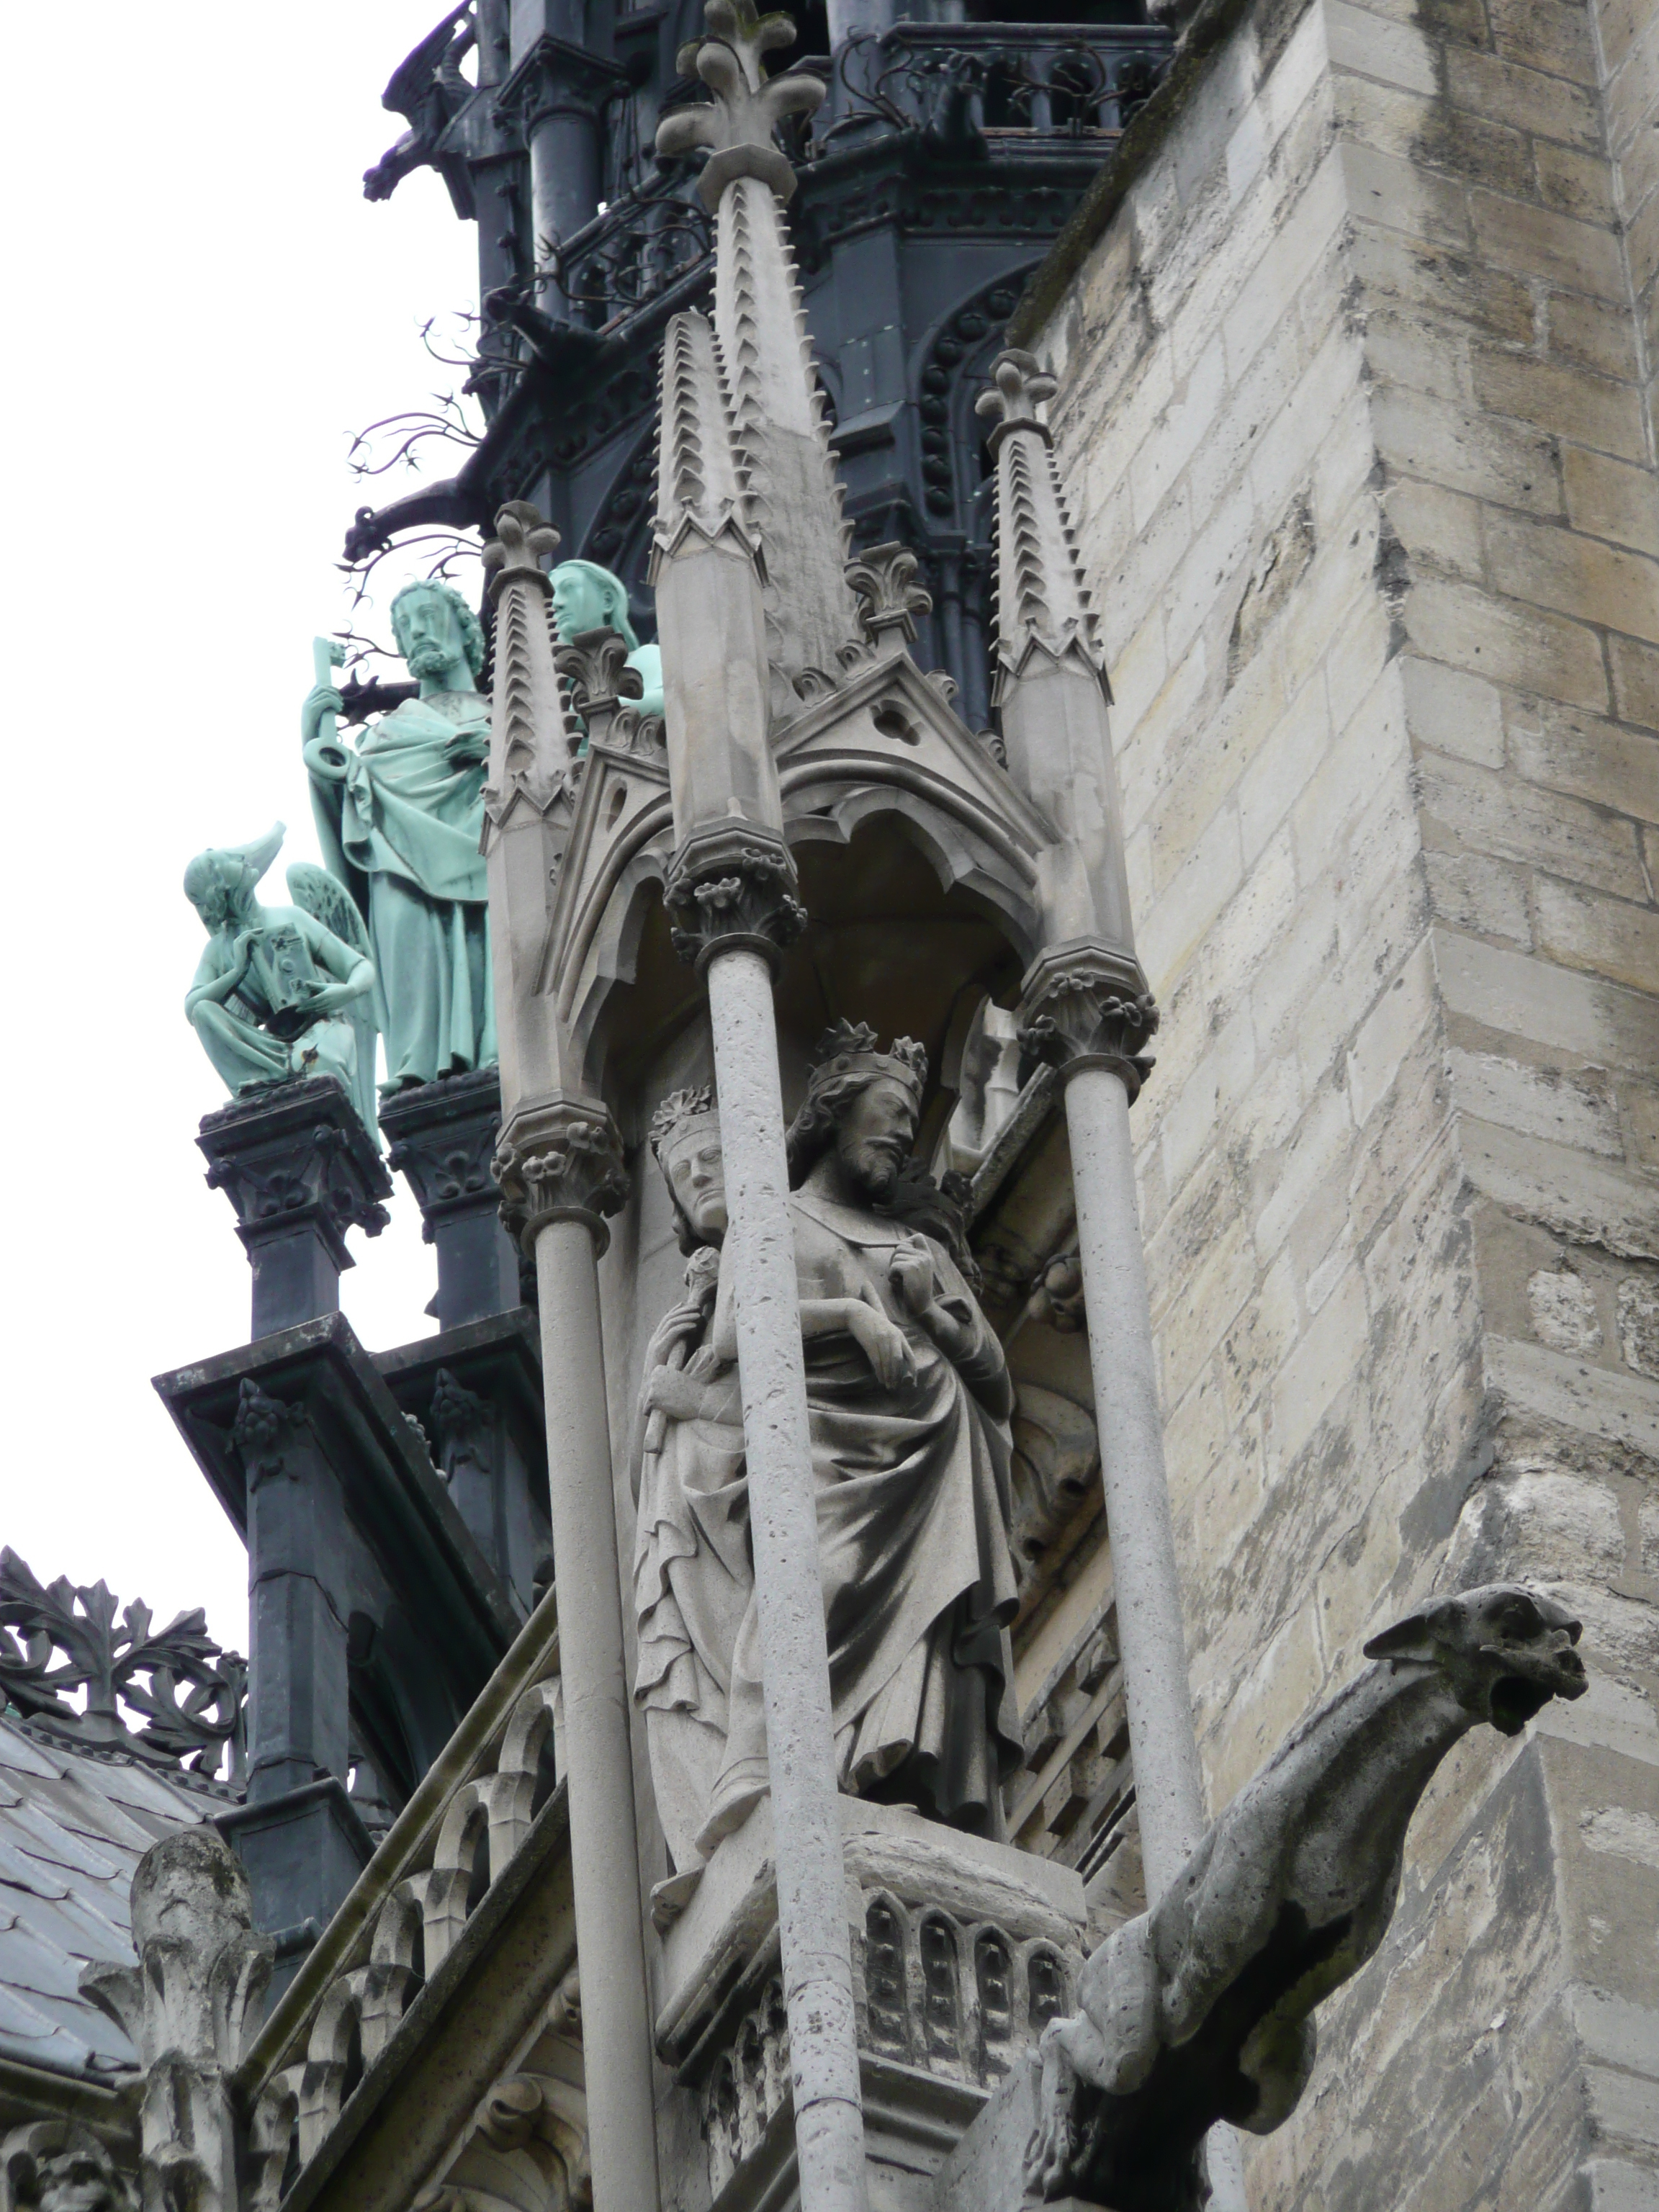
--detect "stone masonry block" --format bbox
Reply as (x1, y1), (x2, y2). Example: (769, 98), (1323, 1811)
(1352, 228), (1536, 341)
(1490, 0), (1599, 86)
(1611, 634), (1659, 727)
(1534, 876), (1659, 998)
(1406, 577), (1609, 712)
(1447, 1048), (1626, 1159)
(1444, 47), (1604, 151)
(1221, 145), (1347, 378)
(1386, 476), (1488, 581)
(1346, 937), (1439, 1125)
(1336, 73), (1534, 197)
(1343, 140), (1474, 251)
(1401, 655), (1506, 767)
(1508, 702), (1659, 823)
(1419, 752), (1647, 901)
(1473, 349), (1649, 464)
(1534, 142), (1620, 227)
(1426, 850), (1534, 942)
(1373, 386), (1562, 513)
(1485, 510), (1659, 646)
(1438, 930), (1658, 1071)
(1462, 1118), (1659, 1259)
(1544, 289), (1644, 384)
(1327, 0), (1439, 94)
(1563, 434), (1659, 558)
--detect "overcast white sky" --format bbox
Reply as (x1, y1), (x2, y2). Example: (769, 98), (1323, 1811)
(1, 5), (486, 1655)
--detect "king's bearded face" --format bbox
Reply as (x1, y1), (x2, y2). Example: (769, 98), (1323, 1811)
(832, 1076), (917, 1202)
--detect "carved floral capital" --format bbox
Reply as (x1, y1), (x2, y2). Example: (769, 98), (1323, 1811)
(493, 1104), (629, 1256)
(663, 829), (807, 976)
(1017, 950), (1159, 1104)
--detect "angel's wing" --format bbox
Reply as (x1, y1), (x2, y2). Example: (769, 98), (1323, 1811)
(287, 865), (382, 1144)
(287, 863), (372, 958)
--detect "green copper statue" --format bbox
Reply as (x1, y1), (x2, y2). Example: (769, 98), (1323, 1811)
(551, 561), (664, 719)
(184, 825), (381, 1137)
(302, 582), (496, 1094)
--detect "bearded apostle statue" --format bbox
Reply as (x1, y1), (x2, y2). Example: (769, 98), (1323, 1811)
(634, 1026), (1022, 1895)
(302, 580), (495, 1093)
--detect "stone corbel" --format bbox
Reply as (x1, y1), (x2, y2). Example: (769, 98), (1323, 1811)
(230, 1380), (313, 1491)
(1017, 945), (1159, 1105)
(493, 1099), (629, 1258)
(662, 826), (808, 976)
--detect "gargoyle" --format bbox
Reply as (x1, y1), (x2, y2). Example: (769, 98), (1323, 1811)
(1026, 1584), (1588, 2210)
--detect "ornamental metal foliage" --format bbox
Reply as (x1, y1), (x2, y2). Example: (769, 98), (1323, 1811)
(0, 1550), (246, 1784)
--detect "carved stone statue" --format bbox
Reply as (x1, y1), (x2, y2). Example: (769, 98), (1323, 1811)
(1025, 1584), (1590, 2211)
(550, 560), (665, 720)
(81, 1825), (276, 2212)
(634, 1027), (1023, 1881)
(302, 580), (495, 1092)
(184, 826), (379, 1137)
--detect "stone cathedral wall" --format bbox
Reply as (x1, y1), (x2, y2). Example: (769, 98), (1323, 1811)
(1028, 0), (1659, 2198)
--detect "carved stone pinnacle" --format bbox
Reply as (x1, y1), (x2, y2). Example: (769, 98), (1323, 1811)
(663, 828), (807, 976)
(975, 347), (1059, 454)
(657, 0), (825, 207)
(483, 499), (562, 603)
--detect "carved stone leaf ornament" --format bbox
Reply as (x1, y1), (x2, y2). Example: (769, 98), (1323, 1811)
(493, 1110), (630, 1254)
(663, 831), (808, 971)
(845, 541), (933, 651)
(0, 1548), (246, 1781)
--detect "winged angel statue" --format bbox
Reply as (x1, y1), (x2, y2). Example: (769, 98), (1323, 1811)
(184, 823), (382, 1141)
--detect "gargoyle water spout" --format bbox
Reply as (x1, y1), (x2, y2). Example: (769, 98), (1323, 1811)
(1026, 1584), (1588, 2210)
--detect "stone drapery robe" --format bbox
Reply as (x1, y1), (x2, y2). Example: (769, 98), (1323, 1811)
(633, 1192), (1022, 1866)
(310, 693), (495, 1089)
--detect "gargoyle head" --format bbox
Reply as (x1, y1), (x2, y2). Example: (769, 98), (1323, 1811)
(1362, 1583), (1588, 1736)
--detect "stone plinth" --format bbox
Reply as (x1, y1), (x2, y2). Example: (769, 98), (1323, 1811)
(655, 1799), (1087, 2210)
(379, 1069), (523, 1331)
(198, 1077), (391, 1339)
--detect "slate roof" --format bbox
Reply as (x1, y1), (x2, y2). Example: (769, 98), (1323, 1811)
(0, 1711), (234, 2080)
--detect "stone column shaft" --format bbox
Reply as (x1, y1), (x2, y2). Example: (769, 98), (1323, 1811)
(532, 1215), (661, 2212)
(482, 500), (662, 2212)
(1064, 1067), (1202, 1889)
(705, 946), (868, 2212)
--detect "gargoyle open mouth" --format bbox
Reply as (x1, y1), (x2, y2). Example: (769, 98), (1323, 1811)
(1488, 1651), (1587, 1735)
